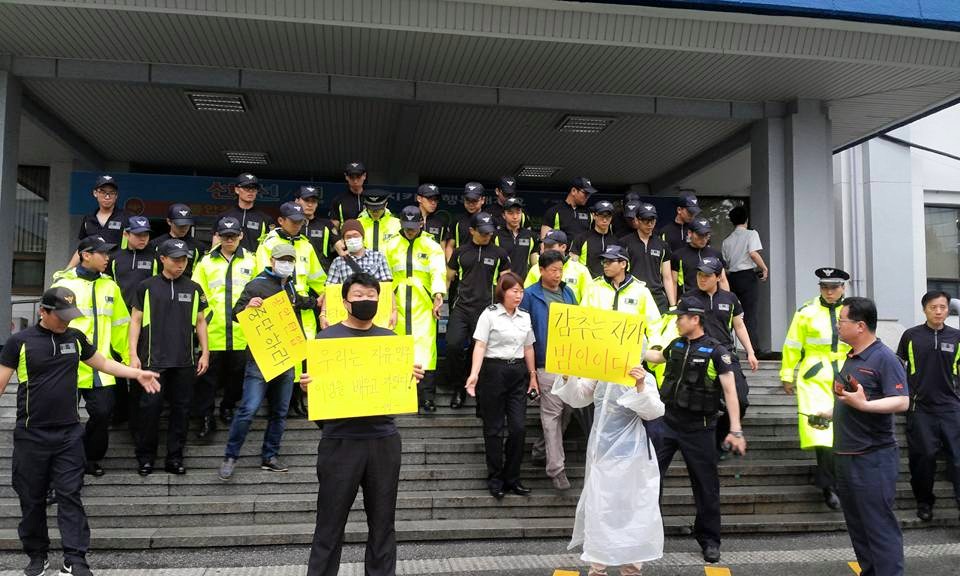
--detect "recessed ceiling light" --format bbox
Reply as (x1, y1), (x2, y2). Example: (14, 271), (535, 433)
(557, 115), (615, 134)
(187, 92), (247, 113)
(224, 151), (269, 165)
(516, 165), (562, 178)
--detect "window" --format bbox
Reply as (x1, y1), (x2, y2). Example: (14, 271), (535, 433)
(12, 182), (47, 296)
(924, 205), (959, 297)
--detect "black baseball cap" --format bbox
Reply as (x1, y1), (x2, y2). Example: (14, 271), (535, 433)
(463, 182), (485, 200)
(362, 189), (390, 207)
(815, 267), (850, 285)
(542, 230), (568, 246)
(94, 175), (118, 190)
(126, 216), (151, 234)
(497, 176), (517, 194)
(624, 191), (642, 201)
(697, 256), (724, 275)
(41, 286), (83, 322)
(399, 205), (423, 230)
(689, 218), (712, 235)
(471, 212), (496, 234)
(571, 176), (597, 195)
(77, 235), (115, 254)
(591, 200), (615, 215)
(158, 238), (191, 258)
(599, 245), (629, 262)
(296, 185), (320, 199)
(503, 197), (524, 211)
(235, 173), (260, 188)
(628, 202), (657, 219)
(676, 192), (701, 215)
(167, 204), (195, 226)
(279, 201), (306, 222)
(216, 216), (243, 236)
(417, 183), (440, 198)
(345, 161), (366, 175)
(668, 296), (707, 316)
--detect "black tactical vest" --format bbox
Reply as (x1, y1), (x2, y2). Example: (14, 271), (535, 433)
(660, 336), (723, 416)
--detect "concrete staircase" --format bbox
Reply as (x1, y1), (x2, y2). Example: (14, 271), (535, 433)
(0, 362), (955, 551)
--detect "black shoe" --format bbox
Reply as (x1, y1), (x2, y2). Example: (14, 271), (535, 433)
(823, 488), (841, 510)
(137, 462), (153, 477)
(84, 461), (105, 477)
(450, 390), (465, 409)
(489, 486), (505, 500)
(703, 545), (721, 563)
(218, 408), (234, 426)
(507, 482), (532, 496)
(289, 401), (306, 418)
(24, 555), (48, 576)
(917, 503), (934, 522)
(197, 415), (217, 440)
(420, 400), (437, 413)
(46, 489), (56, 506)
(59, 559), (93, 576)
(164, 461), (187, 475)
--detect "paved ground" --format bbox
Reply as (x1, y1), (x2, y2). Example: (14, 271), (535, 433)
(0, 528), (958, 575)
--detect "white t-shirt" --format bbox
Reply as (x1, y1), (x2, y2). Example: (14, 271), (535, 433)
(722, 227), (763, 273)
(473, 303), (535, 360)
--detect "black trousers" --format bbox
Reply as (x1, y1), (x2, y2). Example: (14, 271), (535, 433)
(655, 418), (721, 550)
(476, 360), (528, 489)
(307, 434), (402, 576)
(136, 366), (194, 465)
(728, 270), (761, 350)
(193, 350), (245, 417)
(907, 407), (960, 507)
(79, 386), (115, 462)
(815, 446), (836, 490)
(418, 370), (437, 404)
(443, 306), (483, 398)
(12, 424), (89, 564)
(715, 358), (750, 450)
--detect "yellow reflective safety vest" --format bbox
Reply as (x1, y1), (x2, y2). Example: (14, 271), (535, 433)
(192, 246), (257, 351)
(50, 267), (129, 388)
(781, 297), (850, 449)
(384, 233), (447, 370)
(524, 258), (593, 304)
(357, 209), (403, 253)
(255, 229), (327, 339)
(582, 274), (662, 345)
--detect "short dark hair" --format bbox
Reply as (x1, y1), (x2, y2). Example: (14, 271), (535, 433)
(921, 290), (951, 308)
(341, 272), (381, 299)
(728, 205), (748, 226)
(494, 272), (524, 304)
(538, 250), (565, 270)
(843, 296), (877, 332)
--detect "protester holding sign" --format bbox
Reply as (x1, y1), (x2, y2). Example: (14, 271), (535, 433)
(305, 272), (424, 576)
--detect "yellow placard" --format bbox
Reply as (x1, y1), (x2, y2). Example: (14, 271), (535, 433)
(545, 303), (645, 386)
(236, 291), (307, 381)
(306, 335), (417, 420)
(325, 282), (394, 328)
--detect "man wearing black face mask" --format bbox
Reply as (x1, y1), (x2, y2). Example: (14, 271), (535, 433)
(305, 272), (425, 576)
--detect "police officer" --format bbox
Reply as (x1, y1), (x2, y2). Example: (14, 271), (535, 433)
(896, 290), (960, 522)
(670, 218), (729, 295)
(658, 192), (701, 252)
(582, 245), (661, 339)
(0, 287), (160, 576)
(540, 177), (594, 240)
(128, 239), (210, 476)
(523, 230), (593, 305)
(220, 173), (273, 253)
(445, 182), (487, 260)
(830, 297), (909, 576)
(486, 176), (527, 230)
(149, 203), (202, 277)
(415, 183), (447, 241)
(494, 197), (539, 280)
(780, 267), (851, 509)
(385, 206), (447, 412)
(645, 296), (746, 564)
(618, 202), (676, 313)
(444, 212), (511, 409)
(51, 235), (130, 477)
(570, 200), (617, 278)
(329, 161), (367, 230)
(612, 191), (643, 237)
(357, 189), (402, 253)
(68, 175), (129, 268)
(192, 217), (257, 434)
(296, 185), (339, 270)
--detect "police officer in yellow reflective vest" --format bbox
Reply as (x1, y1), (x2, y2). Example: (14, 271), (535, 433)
(192, 216), (257, 436)
(524, 230), (592, 304)
(51, 235), (129, 477)
(385, 206), (447, 413)
(780, 267), (851, 510)
(357, 189), (402, 253)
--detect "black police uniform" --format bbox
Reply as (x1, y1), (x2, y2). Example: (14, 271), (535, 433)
(303, 216), (339, 271)
(896, 324), (960, 514)
(1, 325), (95, 567)
(655, 333), (734, 553)
(328, 190), (365, 224)
(658, 220), (692, 253)
(672, 246), (725, 295)
(833, 339), (908, 576)
(445, 213), (476, 251)
(109, 247), (156, 310)
(487, 201), (529, 231)
(495, 227), (538, 280)
(542, 200), (591, 239)
(444, 242), (510, 405)
(618, 232), (672, 312)
(570, 228), (616, 278)
(424, 213), (447, 242)
(149, 234), (202, 278)
(133, 273), (207, 470)
(79, 208), (129, 246)
(220, 205), (273, 253)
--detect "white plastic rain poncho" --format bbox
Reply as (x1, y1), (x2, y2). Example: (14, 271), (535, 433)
(553, 374), (665, 566)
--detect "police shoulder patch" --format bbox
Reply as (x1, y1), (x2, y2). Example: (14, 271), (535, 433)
(721, 353), (732, 365)
(487, 304), (498, 311)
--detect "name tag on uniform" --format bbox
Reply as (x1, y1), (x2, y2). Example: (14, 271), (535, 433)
(310, 229), (323, 237)
(59, 343), (77, 355)
(177, 293), (193, 303)
(566, 277), (578, 285)
(691, 357), (707, 365)
(518, 238), (530, 246)
(240, 267), (252, 275)
(482, 258), (495, 266)
(650, 249), (661, 257)
(624, 297), (637, 306)
(417, 253), (429, 260)
(108, 221), (122, 230)
(718, 303), (730, 311)
(428, 227), (440, 235)
(105, 296), (114, 303)
(942, 342), (956, 353)
(577, 213), (589, 221)
(137, 260), (152, 269)
(246, 221), (259, 230)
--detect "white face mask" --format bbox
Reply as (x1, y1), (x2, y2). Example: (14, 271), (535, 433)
(273, 261), (296, 278)
(345, 237), (364, 254)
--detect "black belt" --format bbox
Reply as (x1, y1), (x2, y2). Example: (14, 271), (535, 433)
(486, 357), (524, 365)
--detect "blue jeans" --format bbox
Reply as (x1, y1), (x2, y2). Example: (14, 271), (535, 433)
(224, 361), (295, 461)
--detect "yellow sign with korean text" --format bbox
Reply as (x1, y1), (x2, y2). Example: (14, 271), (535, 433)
(545, 303), (645, 386)
(306, 335), (417, 420)
(237, 291), (307, 381)
(324, 282), (394, 327)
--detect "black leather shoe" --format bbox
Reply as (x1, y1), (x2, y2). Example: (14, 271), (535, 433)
(164, 461), (186, 475)
(84, 461), (105, 477)
(450, 392), (465, 409)
(507, 482), (532, 496)
(421, 400), (437, 413)
(917, 503), (933, 521)
(219, 408), (234, 426)
(703, 545), (721, 563)
(823, 488), (841, 510)
(137, 462), (153, 477)
(197, 415), (217, 440)
(489, 486), (505, 500)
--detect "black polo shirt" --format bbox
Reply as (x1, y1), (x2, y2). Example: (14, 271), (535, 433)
(447, 242), (511, 312)
(618, 232), (672, 302)
(495, 228), (538, 280)
(328, 191), (364, 223)
(134, 274), (207, 369)
(0, 325), (95, 428)
(571, 228), (616, 278)
(424, 213), (447, 242)
(834, 339), (908, 454)
(303, 216), (339, 270)
(79, 208), (129, 245)
(658, 220), (691, 252)
(671, 245), (726, 295)
(690, 288), (743, 350)
(543, 200), (591, 238)
(896, 324), (960, 413)
(109, 247), (156, 309)
(220, 205), (273, 252)
(149, 233), (202, 278)
(445, 213), (479, 250)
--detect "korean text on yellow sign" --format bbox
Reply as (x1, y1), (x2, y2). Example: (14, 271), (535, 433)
(325, 282), (393, 327)
(237, 291), (307, 381)
(545, 303), (645, 386)
(307, 335), (417, 420)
